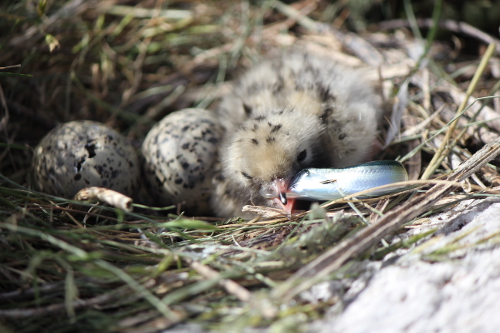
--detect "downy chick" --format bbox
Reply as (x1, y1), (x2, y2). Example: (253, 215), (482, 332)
(211, 51), (382, 218)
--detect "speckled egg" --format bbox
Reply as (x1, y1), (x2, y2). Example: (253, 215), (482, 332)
(32, 120), (140, 199)
(142, 108), (221, 215)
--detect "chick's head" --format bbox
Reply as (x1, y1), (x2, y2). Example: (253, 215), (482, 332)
(223, 109), (325, 212)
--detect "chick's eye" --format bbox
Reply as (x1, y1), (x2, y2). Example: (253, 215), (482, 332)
(241, 172), (253, 180)
(297, 149), (307, 162)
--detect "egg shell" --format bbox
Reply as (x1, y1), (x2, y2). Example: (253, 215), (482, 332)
(142, 108), (221, 215)
(32, 120), (140, 199)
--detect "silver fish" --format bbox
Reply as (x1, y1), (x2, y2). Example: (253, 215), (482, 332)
(281, 161), (408, 201)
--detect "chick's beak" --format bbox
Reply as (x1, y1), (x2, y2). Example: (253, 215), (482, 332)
(271, 178), (295, 215)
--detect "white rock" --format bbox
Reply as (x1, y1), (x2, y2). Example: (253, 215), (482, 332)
(312, 198), (500, 333)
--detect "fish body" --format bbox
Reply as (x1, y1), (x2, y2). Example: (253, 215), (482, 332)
(286, 161), (408, 201)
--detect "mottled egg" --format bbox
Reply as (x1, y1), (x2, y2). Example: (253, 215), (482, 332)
(142, 108), (221, 215)
(32, 120), (140, 199)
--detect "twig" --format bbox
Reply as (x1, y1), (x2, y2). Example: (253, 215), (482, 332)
(0, 64), (21, 70)
(74, 187), (133, 211)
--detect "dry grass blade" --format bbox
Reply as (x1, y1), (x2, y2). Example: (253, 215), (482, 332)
(0, 65), (21, 70)
(189, 260), (251, 302)
(0, 285), (131, 318)
(422, 43), (496, 179)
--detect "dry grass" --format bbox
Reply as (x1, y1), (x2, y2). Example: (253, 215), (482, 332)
(1, 0), (500, 332)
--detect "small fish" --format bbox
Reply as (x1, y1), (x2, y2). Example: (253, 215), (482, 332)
(260, 161), (408, 201)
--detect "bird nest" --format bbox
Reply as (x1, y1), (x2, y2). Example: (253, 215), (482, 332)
(1, 1), (500, 332)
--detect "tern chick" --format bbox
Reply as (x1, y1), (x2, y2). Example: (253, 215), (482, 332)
(211, 51), (382, 218)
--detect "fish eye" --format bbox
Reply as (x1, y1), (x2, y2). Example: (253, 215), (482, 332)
(297, 149), (307, 162)
(241, 172), (253, 180)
